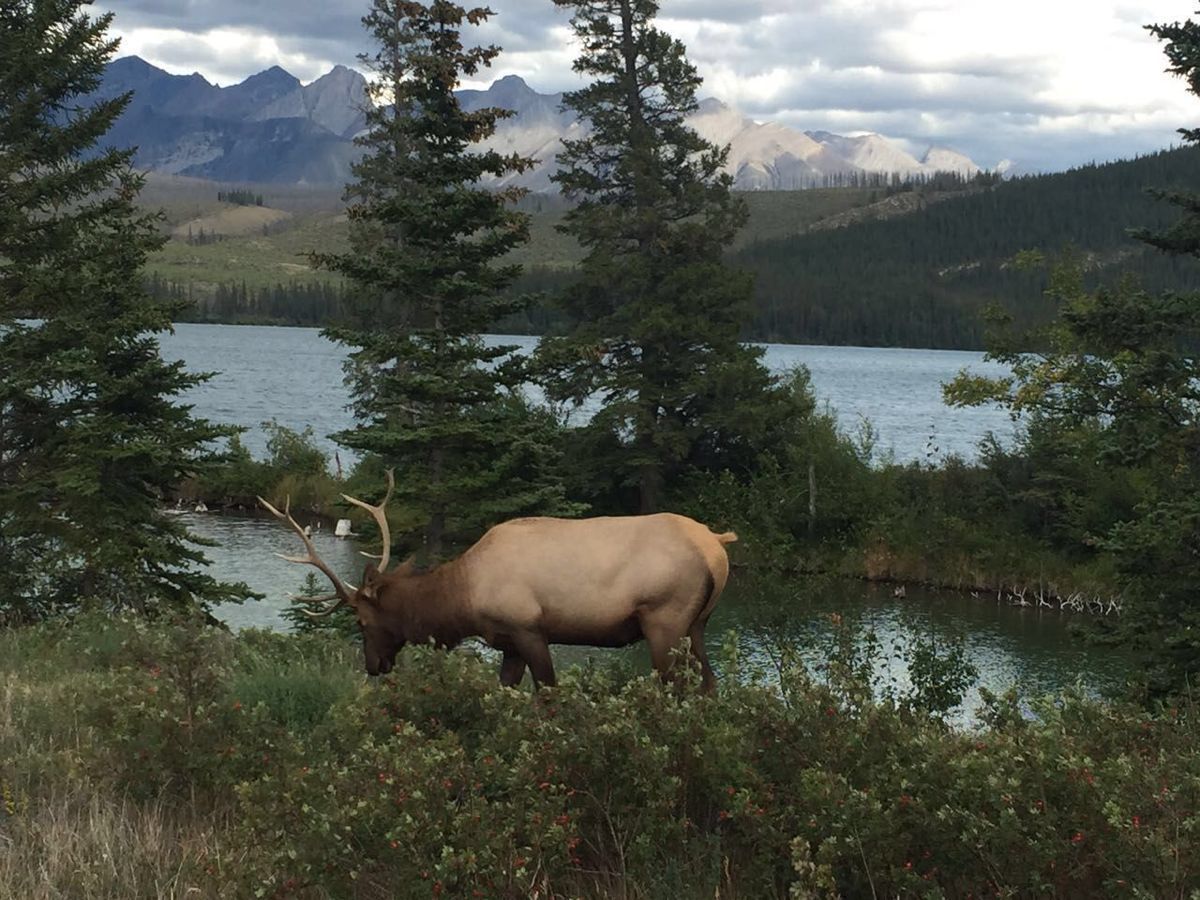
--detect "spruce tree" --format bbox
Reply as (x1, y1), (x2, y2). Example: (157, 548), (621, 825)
(315, 0), (577, 560)
(538, 0), (777, 513)
(0, 0), (245, 620)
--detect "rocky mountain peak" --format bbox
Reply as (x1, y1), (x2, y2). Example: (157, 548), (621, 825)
(303, 65), (369, 137)
(920, 146), (981, 176)
(98, 57), (994, 187)
(253, 65), (299, 85)
(695, 97), (729, 115)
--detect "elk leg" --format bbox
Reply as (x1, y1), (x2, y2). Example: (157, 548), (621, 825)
(642, 619), (689, 686)
(688, 621), (717, 694)
(511, 633), (556, 689)
(499, 651), (527, 688)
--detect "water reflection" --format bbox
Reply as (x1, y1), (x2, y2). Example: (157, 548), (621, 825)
(190, 512), (1135, 721)
(712, 572), (1134, 722)
(188, 511), (368, 631)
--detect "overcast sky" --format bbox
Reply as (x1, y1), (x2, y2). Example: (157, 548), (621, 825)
(98, 0), (1199, 173)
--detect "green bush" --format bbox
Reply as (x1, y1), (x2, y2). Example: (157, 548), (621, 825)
(230, 629), (360, 731)
(3, 617), (1198, 898)
(182, 422), (343, 515)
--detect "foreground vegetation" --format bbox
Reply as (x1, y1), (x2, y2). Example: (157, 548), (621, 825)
(1, 613), (1197, 899)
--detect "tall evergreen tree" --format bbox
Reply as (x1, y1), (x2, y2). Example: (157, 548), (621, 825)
(944, 15), (1200, 695)
(538, 0), (777, 513)
(315, 0), (577, 560)
(0, 0), (245, 620)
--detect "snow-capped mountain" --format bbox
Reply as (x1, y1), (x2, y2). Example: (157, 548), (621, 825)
(96, 57), (990, 187)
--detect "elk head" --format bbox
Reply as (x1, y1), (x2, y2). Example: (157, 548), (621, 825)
(258, 471), (403, 676)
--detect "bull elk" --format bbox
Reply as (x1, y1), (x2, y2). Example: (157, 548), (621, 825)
(259, 473), (737, 691)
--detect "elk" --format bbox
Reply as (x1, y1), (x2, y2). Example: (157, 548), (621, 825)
(259, 473), (737, 691)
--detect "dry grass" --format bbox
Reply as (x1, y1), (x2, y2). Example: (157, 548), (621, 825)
(0, 790), (236, 900)
(0, 653), (237, 900)
(171, 206), (293, 240)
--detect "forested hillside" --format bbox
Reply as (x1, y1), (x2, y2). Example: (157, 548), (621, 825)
(153, 148), (1200, 346)
(734, 146), (1200, 347)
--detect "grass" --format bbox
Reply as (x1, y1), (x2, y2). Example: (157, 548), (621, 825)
(147, 211), (349, 293)
(0, 787), (235, 900)
(0, 638), (222, 899)
(227, 630), (363, 731)
(141, 186), (881, 296)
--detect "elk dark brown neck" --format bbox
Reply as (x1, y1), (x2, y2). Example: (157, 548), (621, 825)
(378, 559), (475, 649)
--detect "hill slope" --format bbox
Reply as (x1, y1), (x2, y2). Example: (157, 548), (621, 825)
(732, 147), (1200, 347)
(142, 184), (881, 292)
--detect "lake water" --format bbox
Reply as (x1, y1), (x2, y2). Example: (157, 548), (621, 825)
(155, 324), (1129, 717)
(158, 323), (1016, 466)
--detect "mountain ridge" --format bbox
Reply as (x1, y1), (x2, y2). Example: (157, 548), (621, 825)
(98, 56), (988, 188)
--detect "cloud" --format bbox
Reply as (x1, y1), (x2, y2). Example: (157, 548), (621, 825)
(98, 0), (1199, 171)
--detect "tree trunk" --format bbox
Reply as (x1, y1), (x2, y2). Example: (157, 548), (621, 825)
(808, 459), (817, 539)
(619, 1), (643, 131)
(427, 296), (446, 559)
(639, 456), (662, 514)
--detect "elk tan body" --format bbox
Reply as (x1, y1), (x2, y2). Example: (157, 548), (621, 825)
(261, 478), (736, 691)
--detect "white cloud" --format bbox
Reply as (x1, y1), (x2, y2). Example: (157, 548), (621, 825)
(113, 26), (339, 85)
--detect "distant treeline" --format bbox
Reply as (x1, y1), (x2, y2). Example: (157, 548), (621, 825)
(148, 274), (350, 326)
(217, 189), (264, 206)
(815, 169), (1001, 192)
(152, 270), (560, 333)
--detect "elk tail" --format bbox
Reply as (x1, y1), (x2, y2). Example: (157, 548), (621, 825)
(715, 531), (738, 545)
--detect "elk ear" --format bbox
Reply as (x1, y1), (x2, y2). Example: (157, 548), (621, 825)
(358, 562), (381, 605)
(393, 554), (418, 577)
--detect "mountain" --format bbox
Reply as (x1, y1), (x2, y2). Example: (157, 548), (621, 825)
(249, 65), (369, 137)
(690, 100), (852, 189)
(96, 57), (988, 187)
(460, 75), (582, 192)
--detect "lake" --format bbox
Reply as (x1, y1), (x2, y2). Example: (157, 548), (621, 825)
(156, 324), (1128, 717)
(159, 323), (1016, 466)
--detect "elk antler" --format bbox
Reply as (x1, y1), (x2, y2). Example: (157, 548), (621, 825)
(342, 468), (395, 574)
(258, 495), (357, 617)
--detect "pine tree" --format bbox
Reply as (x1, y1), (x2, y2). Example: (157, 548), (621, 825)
(537, 0), (777, 513)
(0, 0), (246, 621)
(315, 0), (578, 561)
